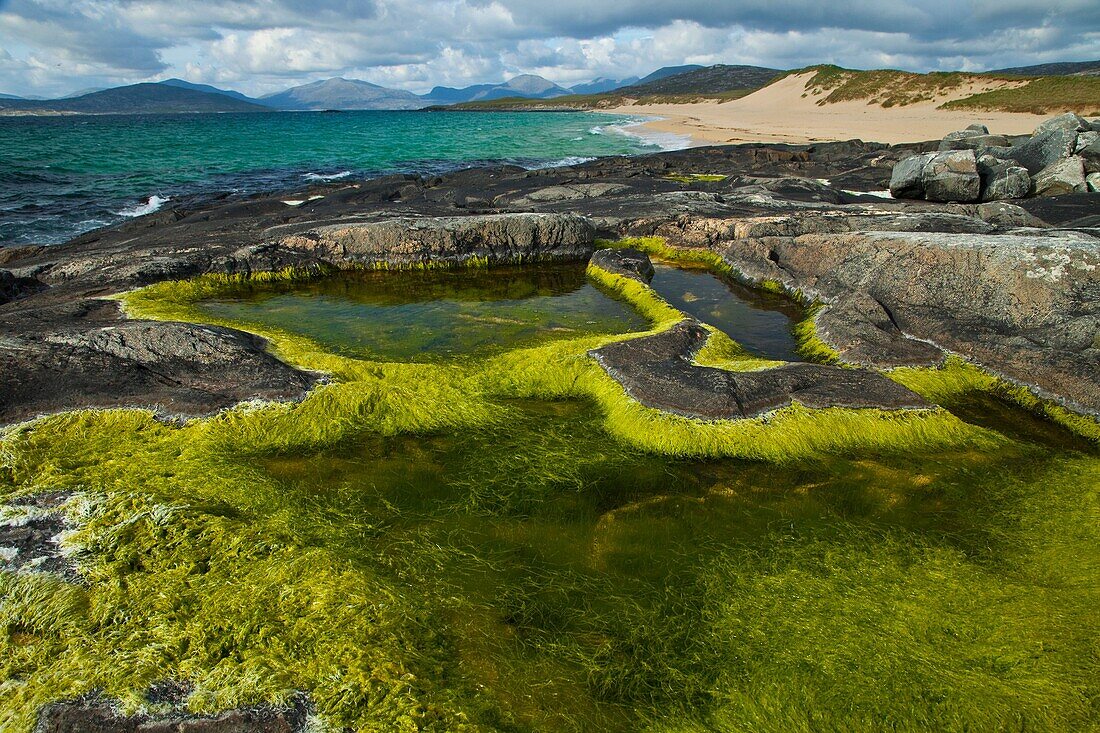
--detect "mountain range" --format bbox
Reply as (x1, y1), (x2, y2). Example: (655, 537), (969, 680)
(2, 60), (1096, 115)
(0, 66), (706, 114)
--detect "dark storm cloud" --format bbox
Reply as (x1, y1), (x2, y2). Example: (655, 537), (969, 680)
(0, 0), (1097, 96)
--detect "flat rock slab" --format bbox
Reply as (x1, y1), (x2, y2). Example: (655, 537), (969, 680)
(590, 320), (931, 420)
(0, 315), (317, 424)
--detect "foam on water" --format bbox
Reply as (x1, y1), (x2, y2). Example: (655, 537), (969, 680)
(303, 170), (354, 182)
(604, 117), (694, 151)
(116, 195), (169, 217)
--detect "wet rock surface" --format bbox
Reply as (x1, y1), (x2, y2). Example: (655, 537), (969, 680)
(0, 137), (1096, 422)
(0, 492), (76, 579)
(713, 229), (1100, 414)
(34, 693), (310, 733)
(589, 247), (655, 283)
(590, 320), (931, 419)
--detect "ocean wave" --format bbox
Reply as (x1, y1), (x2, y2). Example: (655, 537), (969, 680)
(587, 126), (605, 135)
(525, 156), (597, 170)
(303, 170), (354, 182)
(116, 195), (169, 218)
(604, 118), (693, 151)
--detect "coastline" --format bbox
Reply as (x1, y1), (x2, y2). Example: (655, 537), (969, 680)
(597, 73), (1056, 146)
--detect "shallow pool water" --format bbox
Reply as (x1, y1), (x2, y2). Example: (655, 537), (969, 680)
(4, 263), (1098, 733)
(648, 264), (803, 361)
(253, 397), (1096, 731)
(198, 264), (650, 362)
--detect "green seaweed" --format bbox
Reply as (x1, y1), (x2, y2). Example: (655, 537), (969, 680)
(2, 255), (1098, 732)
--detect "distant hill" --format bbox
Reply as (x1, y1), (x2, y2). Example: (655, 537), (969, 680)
(60, 87), (107, 99)
(569, 76), (639, 95)
(0, 93), (23, 100)
(261, 77), (427, 110)
(0, 83), (272, 115)
(619, 64), (783, 95)
(985, 60), (1100, 77)
(422, 74), (570, 104)
(634, 65), (705, 86)
(158, 78), (263, 105)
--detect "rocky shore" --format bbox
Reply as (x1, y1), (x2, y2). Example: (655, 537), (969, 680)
(1, 120), (1099, 733)
(1, 130), (1098, 427)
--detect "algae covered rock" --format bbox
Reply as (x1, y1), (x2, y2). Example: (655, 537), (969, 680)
(589, 319), (931, 420)
(35, 693), (309, 733)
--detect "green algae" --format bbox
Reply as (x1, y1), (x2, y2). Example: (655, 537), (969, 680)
(2, 254), (1098, 732)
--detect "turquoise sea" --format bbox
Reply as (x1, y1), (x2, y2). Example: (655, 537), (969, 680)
(0, 110), (678, 245)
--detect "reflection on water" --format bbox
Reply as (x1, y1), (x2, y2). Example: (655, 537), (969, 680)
(648, 264), (803, 361)
(198, 264), (650, 361)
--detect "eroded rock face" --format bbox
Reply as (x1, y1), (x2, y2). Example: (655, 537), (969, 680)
(281, 213), (595, 267)
(589, 319), (931, 420)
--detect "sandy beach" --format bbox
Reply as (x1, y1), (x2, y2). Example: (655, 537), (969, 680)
(608, 72), (1052, 146)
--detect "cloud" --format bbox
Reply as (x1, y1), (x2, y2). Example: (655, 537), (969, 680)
(0, 0), (1097, 97)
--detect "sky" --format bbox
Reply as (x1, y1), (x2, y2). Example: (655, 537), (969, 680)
(0, 0), (1098, 98)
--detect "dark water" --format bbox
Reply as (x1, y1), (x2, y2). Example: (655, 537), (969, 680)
(198, 264), (650, 361)
(0, 110), (667, 246)
(648, 264), (803, 361)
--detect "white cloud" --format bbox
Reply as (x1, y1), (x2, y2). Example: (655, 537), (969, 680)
(0, 0), (1097, 97)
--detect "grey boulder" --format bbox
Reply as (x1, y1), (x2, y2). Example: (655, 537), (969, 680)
(939, 131), (1010, 151)
(977, 154), (1031, 201)
(1002, 127), (1080, 174)
(1075, 131), (1100, 173)
(1086, 172), (1100, 192)
(1034, 112), (1090, 135)
(1032, 156), (1088, 197)
(922, 150), (981, 202)
(888, 153), (934, 199)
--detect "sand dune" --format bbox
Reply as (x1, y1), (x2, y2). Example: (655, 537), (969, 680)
(609, 72), (1052, 146)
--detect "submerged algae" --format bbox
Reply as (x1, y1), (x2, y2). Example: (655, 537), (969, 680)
(2, 254), (1098, 732)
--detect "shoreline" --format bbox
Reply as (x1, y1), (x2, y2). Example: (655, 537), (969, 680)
(597, 103), (1051, 146)
(597, 72), (1056, 146)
